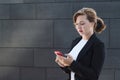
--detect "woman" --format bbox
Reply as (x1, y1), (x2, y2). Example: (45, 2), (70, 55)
(55, 7), (106, 80)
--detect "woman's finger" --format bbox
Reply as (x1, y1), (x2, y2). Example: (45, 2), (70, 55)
(57, 61), (65, 67)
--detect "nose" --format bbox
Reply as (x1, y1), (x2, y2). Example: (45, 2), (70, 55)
(76, 25), (82, 29)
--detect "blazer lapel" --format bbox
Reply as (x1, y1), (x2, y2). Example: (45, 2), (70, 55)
(76, 33), (97, 61)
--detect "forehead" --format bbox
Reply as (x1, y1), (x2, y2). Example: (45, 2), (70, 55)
(76, 15), (88, 23)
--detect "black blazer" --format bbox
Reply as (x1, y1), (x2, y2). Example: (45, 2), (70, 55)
(61, 33), (105, 80)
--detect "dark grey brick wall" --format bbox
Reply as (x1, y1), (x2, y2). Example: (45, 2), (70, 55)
(0, 0), (120, 80)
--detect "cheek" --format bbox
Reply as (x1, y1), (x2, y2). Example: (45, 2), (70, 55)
(83, 25), (89, 30)
(83, 25), (90, 32)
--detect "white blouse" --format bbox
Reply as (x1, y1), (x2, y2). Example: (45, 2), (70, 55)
(69, 39), (88, 80)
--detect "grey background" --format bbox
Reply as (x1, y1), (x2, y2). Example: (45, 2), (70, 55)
(0, 0), (120, 80)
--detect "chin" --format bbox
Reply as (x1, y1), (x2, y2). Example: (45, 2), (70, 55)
(78, 32), (83, 36)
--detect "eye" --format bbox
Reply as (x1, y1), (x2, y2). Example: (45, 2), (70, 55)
(74, 23), (79, 26)
(81, 23), (85, 25)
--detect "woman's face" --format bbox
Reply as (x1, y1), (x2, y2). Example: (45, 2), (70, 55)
(74, 15), (94, 36)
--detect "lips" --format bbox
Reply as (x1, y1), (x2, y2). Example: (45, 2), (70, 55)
(78, 29), (83, 32)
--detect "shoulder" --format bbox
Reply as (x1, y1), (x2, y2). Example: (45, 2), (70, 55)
(90, 33), (104, 45)
(94, 36), (104, 44)
(87, 33), (105, 49)
(93, 36), (105, 49)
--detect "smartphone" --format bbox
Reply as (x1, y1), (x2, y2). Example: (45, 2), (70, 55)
(54, 51), (64, 56)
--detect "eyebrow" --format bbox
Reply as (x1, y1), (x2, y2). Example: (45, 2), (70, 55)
(76, 21), (84, 23)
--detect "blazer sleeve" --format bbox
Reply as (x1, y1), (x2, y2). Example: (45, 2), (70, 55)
(68, 42), (105, 80)
(60, 67), (70, 74)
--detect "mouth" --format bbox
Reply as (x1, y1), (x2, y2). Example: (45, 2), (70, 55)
(78, 29), (83, 32)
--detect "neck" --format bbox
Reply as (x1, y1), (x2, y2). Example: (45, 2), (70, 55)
(82, 32), (94, 40)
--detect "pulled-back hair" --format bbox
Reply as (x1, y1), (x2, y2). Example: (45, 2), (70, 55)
(73, 7), (106, 33)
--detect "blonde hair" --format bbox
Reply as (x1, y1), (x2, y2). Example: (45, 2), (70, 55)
(73, 7), (106, 33)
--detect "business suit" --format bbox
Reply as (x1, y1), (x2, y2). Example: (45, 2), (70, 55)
(61, 33), (105, 80)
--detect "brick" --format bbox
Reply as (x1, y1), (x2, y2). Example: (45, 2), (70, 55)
(0, 67), (19, 80)
(0, 20), (2, 42)
(10, 4), (35, 19)
(0, 5), (9, 19)
(34, 49), (57, 67)
(47, 68), (68, 80)
(110, 19), (120, 48)
(104, 49), (120, 68)
(37, 3), (73, 19)
(111, 0), (120, 2)
(55, 0), (111, 2)
(115, 70), (120, 80)
(98, 69), (114, 80)
(21, 68), (45, 80)
(0, 48), (33, 66)
(1, 20), (53, 47)
(0, 0), (23, 3)
(54, 20), (79, 48)
(79, 0), (111, 2)
(24, 0), (55, 3)
(55, 0), (74, 2)
(73, 2), (120, 18)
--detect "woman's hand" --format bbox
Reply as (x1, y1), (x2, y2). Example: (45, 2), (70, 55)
(55, 54), (74, 67)
(55, 55), (65, 67)
(63, 54), (74, 66)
